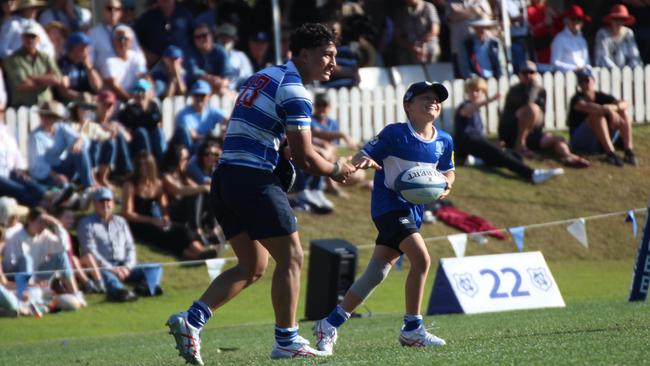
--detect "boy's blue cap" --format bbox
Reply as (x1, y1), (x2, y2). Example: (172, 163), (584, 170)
(403, 81), (448, 103)
(191, 80), (212, 95)
(132, 78), (151, 92)
(93, 187), (113, 201)
(163, 45), (183, 59)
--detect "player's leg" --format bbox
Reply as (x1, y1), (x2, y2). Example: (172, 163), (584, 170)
(398, 233), (446, 347)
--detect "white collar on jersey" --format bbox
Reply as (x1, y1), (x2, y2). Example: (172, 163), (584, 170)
(406, 120), (437, 143)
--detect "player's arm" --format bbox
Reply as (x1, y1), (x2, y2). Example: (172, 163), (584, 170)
(286, 129), (355, 182)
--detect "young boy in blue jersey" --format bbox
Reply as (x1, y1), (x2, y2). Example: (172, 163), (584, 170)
(314, 81), (455, 352)
(165, 23), (359, 364)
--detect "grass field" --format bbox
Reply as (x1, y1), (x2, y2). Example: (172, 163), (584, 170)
(1, 126), (650, 365)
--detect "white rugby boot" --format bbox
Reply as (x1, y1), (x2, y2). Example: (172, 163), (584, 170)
(270, 338), (330, 359)
(313, 318), (338, 354)
(531, 168), (564, 184)
(166, 312), (204, 365)
(398, 325), (446, 347)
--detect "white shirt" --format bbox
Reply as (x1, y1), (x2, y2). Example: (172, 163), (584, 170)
(1, 225), (68, 272)
(88, 23), (142, 68)
(226, 48), (253, 90)
(0, 16), (55, 59)
(0, 124), (26, 178)
(99, 49), (147, 93)
(0, 71), (6, 110)
(551, 27), (590, 73)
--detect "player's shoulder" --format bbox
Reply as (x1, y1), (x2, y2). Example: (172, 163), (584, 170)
(380, 121), (409, 136)
(435, 127), (453, 142)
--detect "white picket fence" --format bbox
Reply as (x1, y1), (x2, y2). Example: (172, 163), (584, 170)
(5, 65), (650, 160)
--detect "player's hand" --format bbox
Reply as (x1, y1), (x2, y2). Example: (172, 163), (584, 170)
(352, 154), (381, 170)
(438, 174), (452, 200)
(331, 159), (356, 183)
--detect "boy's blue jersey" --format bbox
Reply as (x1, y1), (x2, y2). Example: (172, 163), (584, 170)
(362, 122), (455, 225)
(220, 61), (312, 171)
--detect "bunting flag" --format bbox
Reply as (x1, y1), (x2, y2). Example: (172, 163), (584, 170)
(448, 234), (468, 258)
(626, 210), (638, 240)
(141, 264), (163, 296)
(508, 226), (526, 252)
(395, 255), (404, 271)
(567, 218), (588, 248)
(15, 272), (31, 305)
(206, 258), (226, 281)
(469, 233), (488, 246)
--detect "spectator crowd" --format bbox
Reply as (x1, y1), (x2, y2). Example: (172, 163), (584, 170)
(0, 0), (645, 317)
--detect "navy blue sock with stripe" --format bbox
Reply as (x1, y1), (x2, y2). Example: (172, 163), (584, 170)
(403, 314), (423, 332)
(187, 300), (212, 329)
(275, 325), (298, 346)
(326, 305), (350, 328)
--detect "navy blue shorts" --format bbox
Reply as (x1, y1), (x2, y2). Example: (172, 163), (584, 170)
(372, 210), (419, 254)
(210, 164), (297, 240)
(570, 121), (602, 153)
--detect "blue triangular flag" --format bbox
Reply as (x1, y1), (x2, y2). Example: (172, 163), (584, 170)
(509, 226), (525, 252)
(626, 210), (637, 240)
(15, 272), (31, 305)
(395, 255), (404, 271)
(141, 264), (163, 296)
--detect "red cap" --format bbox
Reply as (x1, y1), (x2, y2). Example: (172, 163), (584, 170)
(98, 90), (116, 105)
(563, 5), (591, 23)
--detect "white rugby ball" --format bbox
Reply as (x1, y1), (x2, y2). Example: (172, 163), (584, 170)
(394, 166), (448, 204)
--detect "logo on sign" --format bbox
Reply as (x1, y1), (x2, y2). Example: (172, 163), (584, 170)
(453, 273), (478, 297)
(527, 267), (552, 291)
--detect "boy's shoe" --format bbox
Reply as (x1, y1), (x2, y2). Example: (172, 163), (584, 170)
(166, 312), (204, 365)
(399, 325), (446, 347)
(531, 168), (564, 184)
(270, 340), (330, 359)
(624, 151), (638, 166)
(313, 318), (337, 353)
(605, 153), (624, 167)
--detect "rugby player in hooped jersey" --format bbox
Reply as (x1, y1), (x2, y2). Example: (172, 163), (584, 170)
(166, 23), (363, 364)
(314, 81), (455, 353)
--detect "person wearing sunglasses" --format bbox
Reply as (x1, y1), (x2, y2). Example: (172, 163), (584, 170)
(100, 25), (146, 102)
(185, 22), (233, 97)
(550, 4), (590, 73)
(88, 0), (141, 68)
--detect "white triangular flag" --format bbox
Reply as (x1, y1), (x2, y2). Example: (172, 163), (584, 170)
(206, 258), (226, 281)
(447, 234), (468, 257)
(567, 218), (588, 248)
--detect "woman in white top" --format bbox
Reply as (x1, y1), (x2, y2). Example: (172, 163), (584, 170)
(594, 4), (642, 69)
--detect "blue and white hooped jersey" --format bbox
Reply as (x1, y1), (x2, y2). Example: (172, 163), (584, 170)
(362, 122), (455, 224)
(219, 61), (312, 171)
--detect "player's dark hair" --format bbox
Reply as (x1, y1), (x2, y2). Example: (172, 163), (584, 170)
(289, 23), (337, 56)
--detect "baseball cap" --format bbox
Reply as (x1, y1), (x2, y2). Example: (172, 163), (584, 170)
(132, 78), (151, 93)
(66, 32), (91, 50)
(98, 90), (116, 105)
(403, 81), (448, 104)
(250, 31), (270, 42)
(191, 80), (212, 95)
(163, 45), (183, 59)
(215, 23), (237, 39)
(0, 197), (29, 226)
(575, 67), (594, 80)
(93, 187), (113, 201)
(22, 23), (40, 36)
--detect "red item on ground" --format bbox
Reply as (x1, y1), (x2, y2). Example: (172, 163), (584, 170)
(435, 206), (507, 240)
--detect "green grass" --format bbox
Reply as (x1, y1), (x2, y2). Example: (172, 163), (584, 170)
(1, 125), (650, 365)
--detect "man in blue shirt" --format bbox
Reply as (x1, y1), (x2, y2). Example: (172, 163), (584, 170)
(171, 80), (226, 151)
(185, 23), (232, 96)
(57, 32), (102, 103)
(166, 23), (359, 364)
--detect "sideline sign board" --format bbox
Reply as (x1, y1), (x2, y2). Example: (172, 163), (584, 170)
(427, 251), (565, 315)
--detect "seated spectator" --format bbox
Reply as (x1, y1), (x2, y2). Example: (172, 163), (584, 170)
(394, 0), (441, 64)
(3, 23), (64, 108)
(215, 23), (253, 91)
(122, 151), (215, 260)
(43, 20), (67, 60)
(186, 138), (221, 185)
(100, 25), (147, 102)
(38, 0), (92, 32)
(56, 32), (102, 103)
(0, 196), (27, 240)
(527, 0), (559, 64)
(594, 4), (642, 70)
(117, 78), (166, 164)
(499, 61), (590, 168)
(134, 0), (193, 66)
(161, 145), (218, 245)
(246, 31), (273, 72)
(78, 187), (164, 302)
(150, 45), (187, 99)
(0, 0), (55, 59)
(320, 18), (361, 89)
(550, 5), (590, 73)
(460, 18), (505, 79)
(0, 119), (71, 208)
(185, 23), (232, 96)
(171, 80), (226, 151)
(29, 100), (96, 192)
(94, 90), (133, 184)
(88, 0), (141, 68)
(445, 0), (493, 78)
(506, 0), (531, 70)
(455, 77), (564, 184)
(567, 67), (637, 166)
(1, 207), (81, 301)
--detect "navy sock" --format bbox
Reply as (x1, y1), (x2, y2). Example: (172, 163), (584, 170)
(326, 305), (350, 328)
(186, 300), (212, 329)
(403, 314), (423, 332)
(275, 325), (298, 346)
